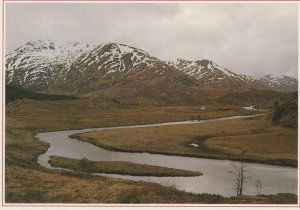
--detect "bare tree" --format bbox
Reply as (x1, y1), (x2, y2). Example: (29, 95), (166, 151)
(228, 162), (245, 196)
(228, 150), (252, 196)
(254, 179), (263, 195)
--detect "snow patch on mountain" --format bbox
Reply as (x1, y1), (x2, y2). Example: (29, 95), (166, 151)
(259, 74), (298, 91)
(66, 42), (168, 79)
(168, 58), (256, 87)
(7, 40), (296, 93)
(5, 40), (93, 89)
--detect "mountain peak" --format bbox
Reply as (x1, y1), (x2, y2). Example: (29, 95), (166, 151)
(169, 58), (256, 88)
(260, 74), (298, 91)
(22, 39), (56, 52)
(99, 42), (150, 57)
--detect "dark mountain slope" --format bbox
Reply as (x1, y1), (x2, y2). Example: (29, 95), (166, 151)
(5, 84), (78, 104)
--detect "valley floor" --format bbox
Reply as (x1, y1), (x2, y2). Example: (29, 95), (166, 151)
(5, 98), (298, 204)
(72, 116), (297, 167)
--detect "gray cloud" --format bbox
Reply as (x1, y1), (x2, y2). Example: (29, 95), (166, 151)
(5, 3), (298, 78)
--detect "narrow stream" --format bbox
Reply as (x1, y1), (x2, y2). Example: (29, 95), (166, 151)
(37, 114), (297, 197)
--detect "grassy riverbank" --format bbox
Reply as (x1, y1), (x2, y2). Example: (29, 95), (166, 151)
(6, 97), (257, 132)
(5, 165), (220, 203)
(72, 116), (297, 167)
(5, 98), (297, 203)
(5, 98), (258, 168)
(6, 165), (297, 204)
(49, 156), (202, 177)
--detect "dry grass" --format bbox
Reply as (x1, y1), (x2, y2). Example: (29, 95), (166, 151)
(74, 116), (297, 166)
(5, 166), (218, 203)
(6, 97), (257, 132)
(205, 127), (297, 161)
(5, 98), (297, 203)
(227, 194), (297, 204)
(5, 129), (49, 168)
(6, 166), (296, 204)
(49, 156), (202, 177)
(5, 98), (258, 168)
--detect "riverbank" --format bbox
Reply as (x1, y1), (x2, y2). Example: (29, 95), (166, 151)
(49, 156), (202, 177)
(5, 99), (297, 203)
(6, 165), (297, 204)
(71, 116), (297, 167)
(6, 100), (255, 168)
(70, 134), (297, 167)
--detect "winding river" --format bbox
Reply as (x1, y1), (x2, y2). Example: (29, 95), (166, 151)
(37, 115), (298, 197)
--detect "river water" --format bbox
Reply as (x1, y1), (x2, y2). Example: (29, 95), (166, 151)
(37, 115), (298, 197)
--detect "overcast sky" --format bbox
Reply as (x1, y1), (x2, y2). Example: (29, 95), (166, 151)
(5, 3), (298, 78)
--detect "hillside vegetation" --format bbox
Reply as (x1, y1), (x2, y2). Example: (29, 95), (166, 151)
(271, 92), (297, 128)
(6, 84), (78, 104)
(217, 89), (283, 106)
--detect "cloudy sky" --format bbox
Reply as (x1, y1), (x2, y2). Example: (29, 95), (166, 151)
(5, 3), (298, 78)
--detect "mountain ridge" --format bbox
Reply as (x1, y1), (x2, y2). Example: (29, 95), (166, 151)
(168, 58), (266, 89)
(5, 40), (296, 105)
(259, 74), (298, 92)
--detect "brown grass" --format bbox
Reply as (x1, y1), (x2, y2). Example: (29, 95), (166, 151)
(227, 193), (297, 204)
(6, 166), (297, 204)
(205, 127), (297, 160)
(49, 156), (202, 177)
(6, 97), (257, 132)
(5, 166), (220, 203)
(5, 129), (49, 168)
(5, 98), (297, 203)
(73, 116), (297, 166)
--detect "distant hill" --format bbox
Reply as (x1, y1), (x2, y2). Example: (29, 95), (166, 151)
(271, 92), (298, 128)
(168, 59), (264, 89)
(6, 84), (78, 104)
(259, 75), (298, 92)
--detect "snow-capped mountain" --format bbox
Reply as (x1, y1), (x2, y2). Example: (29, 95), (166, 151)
(168, 59), (262, 88)
(51, 42), (194, 95)
(6, 40), (201, 104)
(259, 74), (298, 92)
(5, 40), (295, 105)
(61, 42), (171, 81)
(5, 40), (92, 90)
(6, 40), (178, 90)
